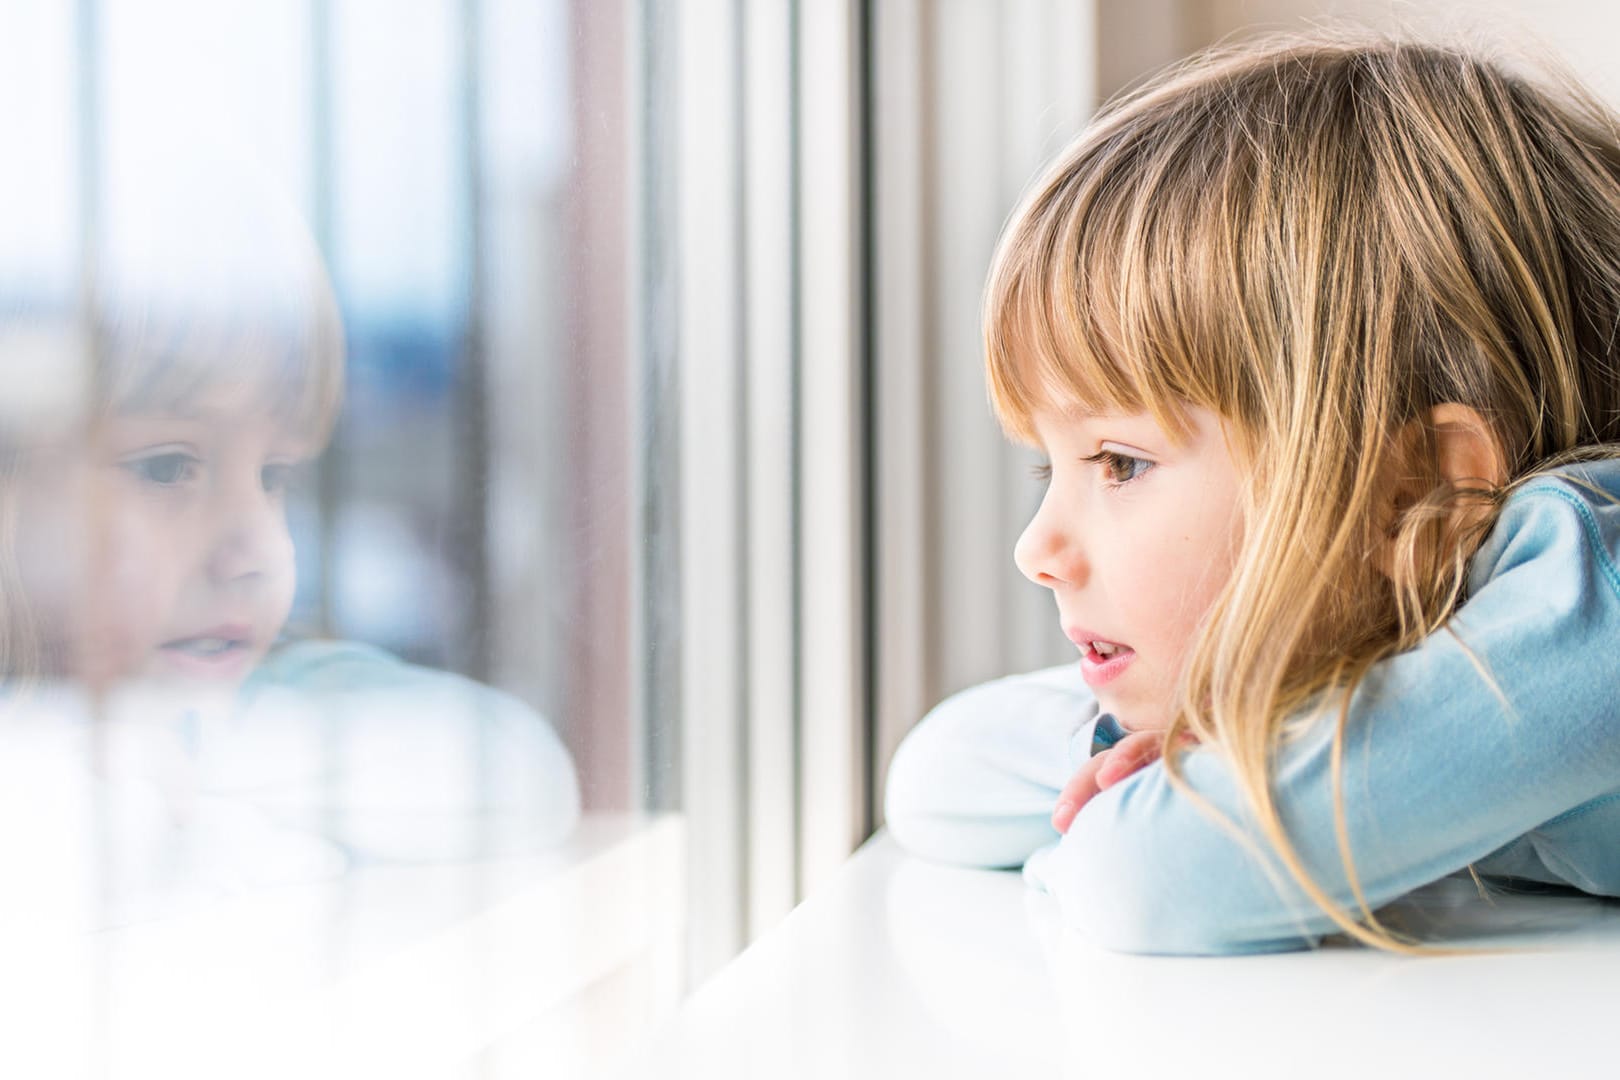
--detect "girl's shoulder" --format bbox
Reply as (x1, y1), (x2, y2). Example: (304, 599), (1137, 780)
(231, 640), (582, 862)
(1471, 456), (1620, 599)
(247, 637), (418, 695)
(1515, 455), (1620, 505)
(242, 639), (548, 730)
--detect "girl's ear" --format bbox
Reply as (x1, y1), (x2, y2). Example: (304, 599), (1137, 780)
(1427, 403), (1507, 491)
(1373, 403), (1506, 579)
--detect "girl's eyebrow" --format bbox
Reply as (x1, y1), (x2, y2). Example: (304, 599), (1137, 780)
(1098, 439), (1154, 455)
(165, 401), (241, 420)
(118, 401), (252, 424)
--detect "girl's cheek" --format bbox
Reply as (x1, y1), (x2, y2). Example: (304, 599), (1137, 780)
(71, 514), (182, 681)
(76, 571), (157, 682)
(13, 481), (95, 651)
(15, 524), (81, 629)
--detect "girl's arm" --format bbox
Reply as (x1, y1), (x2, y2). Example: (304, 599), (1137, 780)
(884, 663), (1101, 869)
(234, 640), (583, 859)
(1030, 474), (1620, 955)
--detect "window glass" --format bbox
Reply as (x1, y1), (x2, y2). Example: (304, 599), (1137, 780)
(1, 2), (661, 1072)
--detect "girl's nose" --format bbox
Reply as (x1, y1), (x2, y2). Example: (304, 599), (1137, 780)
(1014, 495), (1086, 590)
(206, 482), (290, 586)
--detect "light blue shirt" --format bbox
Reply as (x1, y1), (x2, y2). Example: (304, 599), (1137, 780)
(884, 458), (1620, 954)
(238, 639), (583, 860)
(0, 639), (582, 930)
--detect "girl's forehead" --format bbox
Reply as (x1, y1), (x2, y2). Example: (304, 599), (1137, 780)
(1029, 396), (1193, 439)
(1029, 403), (1143, 436)
(110, 378), (313, 431)
(137, 366), (286, 413)
(114, 392), (289, 428)
(103, 331), (342, 444)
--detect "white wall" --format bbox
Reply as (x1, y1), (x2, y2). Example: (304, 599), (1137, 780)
(1201, 1), (1620, 104)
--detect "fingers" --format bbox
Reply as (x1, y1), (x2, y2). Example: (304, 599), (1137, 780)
(1051, 753), (1107, 835)
(1094, 730), (1165, 789)
(1054, 731), (1176, 835)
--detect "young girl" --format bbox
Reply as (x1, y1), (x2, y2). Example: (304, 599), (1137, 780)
(885, 34), (1620, 955)
(0, 148), (579, 925)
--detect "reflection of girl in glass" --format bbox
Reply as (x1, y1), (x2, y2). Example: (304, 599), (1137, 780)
(0, 147), (578, 918)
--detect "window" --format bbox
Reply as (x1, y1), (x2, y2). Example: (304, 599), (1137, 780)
(1, 1), (677, 1073)
(1, 0), (879, 1073)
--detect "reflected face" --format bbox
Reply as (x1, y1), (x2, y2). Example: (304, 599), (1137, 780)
(1014, 404), (1246, 731)
(13, 384), (311, 690)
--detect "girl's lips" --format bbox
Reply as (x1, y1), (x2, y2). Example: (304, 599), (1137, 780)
(155, 630), (257, 681)
(1079, 642), (1136, 687)
(1064, 626), (1136, 686)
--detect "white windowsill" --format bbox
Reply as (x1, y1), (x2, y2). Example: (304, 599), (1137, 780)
(631, 830), (1620, 1078)
(12, 812), (685, 1080)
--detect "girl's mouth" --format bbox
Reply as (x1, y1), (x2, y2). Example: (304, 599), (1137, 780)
(1079, 640), (1136, 687)
(156, 630), (256, 679)
(164, 637), (243, 657)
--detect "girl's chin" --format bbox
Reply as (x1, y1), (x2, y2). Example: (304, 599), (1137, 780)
(86, 646), (265, 699)
(1094, 693), (1168, 733)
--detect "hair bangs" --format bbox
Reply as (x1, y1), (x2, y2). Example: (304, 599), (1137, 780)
(98, 279), (345, 449)
(91, 133), (347, 448)
(985, 225), (1153, 446)
(985, 102), (1261, 448)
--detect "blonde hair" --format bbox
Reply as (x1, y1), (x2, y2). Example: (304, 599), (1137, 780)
(0, 151), (344, 684)
(986, 33), (1620, 951)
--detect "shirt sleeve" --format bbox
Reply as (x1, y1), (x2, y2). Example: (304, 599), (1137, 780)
(230, 640), (582, 861)
(1028, 477), (1620, 955)
(883, 663), (1100, 869)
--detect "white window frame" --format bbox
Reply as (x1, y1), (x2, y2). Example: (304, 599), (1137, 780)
(666, 0), (867, 988)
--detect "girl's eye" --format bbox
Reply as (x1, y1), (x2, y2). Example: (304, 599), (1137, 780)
(261, 463), (298, 494)
(124, 451), (200, 486)
(1030, 462), (1053, 483)
(1083, 450), (1154, 488)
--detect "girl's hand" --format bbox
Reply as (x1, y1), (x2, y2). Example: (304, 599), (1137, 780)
(1051, 730), (1171, 834)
